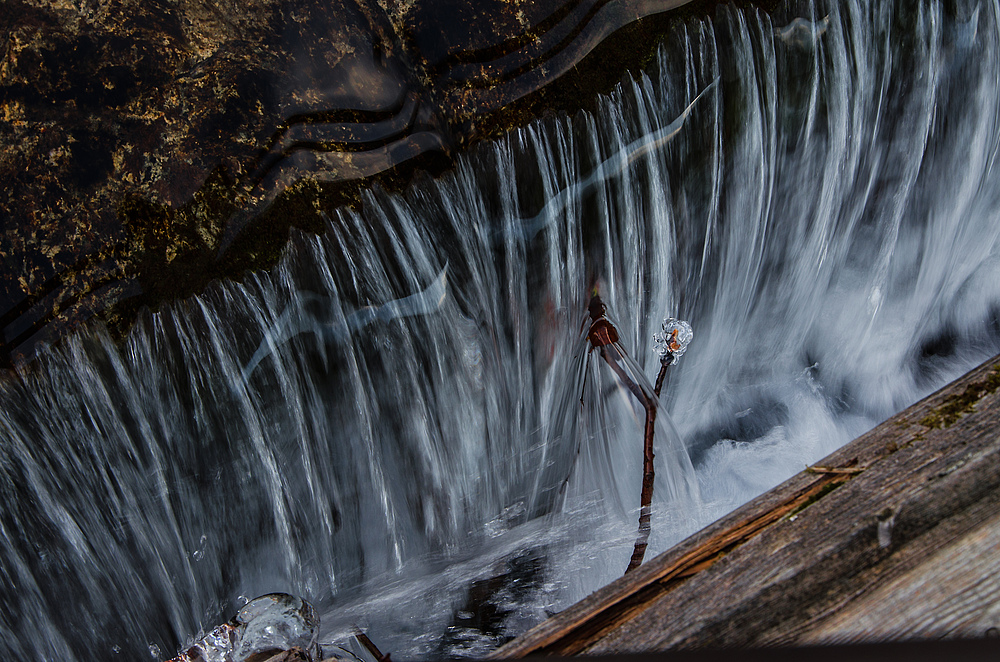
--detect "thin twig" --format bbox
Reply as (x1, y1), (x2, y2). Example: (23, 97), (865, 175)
(598, 346), (654, 410)
(805, 465), (865, 475)
(625, 362), (671, 572)
(354, 629), (391, 662)
(586, 294), (660, 574)
(654, 362), (668, 398)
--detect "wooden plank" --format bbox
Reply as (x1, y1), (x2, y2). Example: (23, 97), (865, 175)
(492, 471), (857, 657)
(800, 507), (1000, 643)
(491, 353), (1000, 657)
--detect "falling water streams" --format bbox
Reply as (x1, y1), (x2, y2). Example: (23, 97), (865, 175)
(4, 0), (1000, 658)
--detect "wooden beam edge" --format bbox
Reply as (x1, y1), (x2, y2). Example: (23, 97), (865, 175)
(490, 354), (1000, 659)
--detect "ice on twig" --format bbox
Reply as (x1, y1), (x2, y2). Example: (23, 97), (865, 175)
(652, 318), (693, 365)
(233, 593), (319, 660)
(166, 594), (321, 662)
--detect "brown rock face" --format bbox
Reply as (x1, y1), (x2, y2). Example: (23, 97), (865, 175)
(1, 0), (731, 367)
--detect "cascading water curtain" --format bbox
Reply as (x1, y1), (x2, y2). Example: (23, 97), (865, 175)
(2, 0), (1000, 659)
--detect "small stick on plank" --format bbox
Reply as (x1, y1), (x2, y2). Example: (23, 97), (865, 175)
(806, 465), (866, 475)
(806, 457), (864, 475)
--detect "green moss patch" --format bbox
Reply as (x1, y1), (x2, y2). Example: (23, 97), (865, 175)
(919, 364), (1000, 429)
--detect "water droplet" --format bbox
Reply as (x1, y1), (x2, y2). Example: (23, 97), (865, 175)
(192, 534), (207, 561)
(148, 643), (161, 658)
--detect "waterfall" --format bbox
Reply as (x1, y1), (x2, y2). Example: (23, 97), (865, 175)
(3, 0), (1000, 658)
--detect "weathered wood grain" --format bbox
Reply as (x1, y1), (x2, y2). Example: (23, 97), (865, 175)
(491, 353), (1000, 657)
(800, 508), (1000, 643)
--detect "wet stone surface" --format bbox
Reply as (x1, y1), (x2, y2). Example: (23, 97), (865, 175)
(1, 0), (418, 365)
(0, 0), (766, 367)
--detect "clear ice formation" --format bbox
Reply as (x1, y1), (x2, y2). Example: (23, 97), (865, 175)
(167, 593), (323, 662)
(653, 318), (693, 365)
(233, 594), (319, 660)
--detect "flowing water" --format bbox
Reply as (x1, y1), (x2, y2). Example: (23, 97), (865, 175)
(4, 0), (1000, 658)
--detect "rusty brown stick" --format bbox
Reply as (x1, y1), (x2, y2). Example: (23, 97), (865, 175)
(597, 346), (655, 411)
(806, 465), (866, 475)
(627, 362), (670, 572)
(587, 293), (664, 573)
(626, 400), (657, 573)
(354, 629), (391, 662)
(594, 334), (657, 574)
(654, 362), (668, 398)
